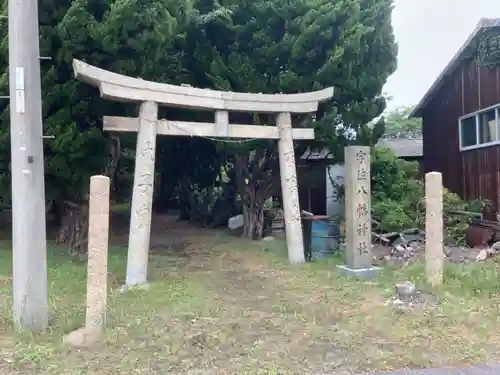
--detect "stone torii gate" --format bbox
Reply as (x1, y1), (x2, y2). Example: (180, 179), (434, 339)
(72, 59), (334, 287)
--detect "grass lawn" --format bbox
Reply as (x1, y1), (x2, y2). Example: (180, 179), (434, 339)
(0, 216), (499, 374)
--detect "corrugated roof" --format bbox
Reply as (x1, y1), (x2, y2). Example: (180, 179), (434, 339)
(410, 18), (500, 118)
(300, 148), (333, 160)
(376, 138), (423, 158)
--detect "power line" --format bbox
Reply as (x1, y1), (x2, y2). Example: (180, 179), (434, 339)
(164, 119), (281, 144)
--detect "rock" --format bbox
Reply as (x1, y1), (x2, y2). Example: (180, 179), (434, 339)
(408, 240), (422, 249)
(487, 247), (497, 256)
(390, 297), (412, 313)
(444, 246), (454, 257)
(476, 249), (488, 262)
(446, 247), (469, 262)
(395, 281), (416, 301)
(228, 214), (244, 231)
(392, 237), (405, 246)
(390, 285), (439, 313)
(402, 228), (421, 235)
(63, 327), (101, 348)
(393, 244), (406, 253)
(401, 234), (424, 243)
(262, 236), (275, 242)
(491, 241), (500, 250)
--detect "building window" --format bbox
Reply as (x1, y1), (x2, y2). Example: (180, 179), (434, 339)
(460, 115), (477, 147)
(459, 105), (500, 150)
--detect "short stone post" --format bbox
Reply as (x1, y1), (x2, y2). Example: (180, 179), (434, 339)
(63, 175), (110, 347)
(337, 146), (380, 278)
(277, 112), (305, 264)
(125, 101), (158, 287)
(425, 172), (444, 286)
(85, 175), (111, 329)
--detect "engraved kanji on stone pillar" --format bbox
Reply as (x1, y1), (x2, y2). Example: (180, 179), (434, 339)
(345, 146), (372, 269)
(277, 112), (305, 264)
(126, 101), (158, 286)
(337, 146), (380, 278)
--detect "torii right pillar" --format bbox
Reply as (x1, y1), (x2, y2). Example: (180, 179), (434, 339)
(277, 112), (305, 264)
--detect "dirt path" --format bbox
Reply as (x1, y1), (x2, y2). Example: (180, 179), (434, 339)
(135, 215), (356, 374)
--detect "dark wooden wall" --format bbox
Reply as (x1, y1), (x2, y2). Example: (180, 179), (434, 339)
(274, 160), (328, 216)
(297, 162), (327, 215)
(422, 58), (500, 217)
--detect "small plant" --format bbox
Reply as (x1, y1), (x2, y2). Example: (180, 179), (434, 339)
(371, 147), (491, 245)
(371, 147), (424, 232)
(442, 190), (492, 245)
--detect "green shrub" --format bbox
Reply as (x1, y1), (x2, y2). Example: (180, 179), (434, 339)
(371, 147), (491, 245)
(371, 147), (423, 232)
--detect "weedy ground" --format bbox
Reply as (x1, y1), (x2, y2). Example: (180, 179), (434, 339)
(0, 211), (499, 375)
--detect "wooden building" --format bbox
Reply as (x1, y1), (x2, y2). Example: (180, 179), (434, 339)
(411, 18), (500, 218)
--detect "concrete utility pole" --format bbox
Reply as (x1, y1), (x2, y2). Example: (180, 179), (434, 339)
(8, 0), (49, 330)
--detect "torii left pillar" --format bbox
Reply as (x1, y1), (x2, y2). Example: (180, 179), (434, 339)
(125, 101), (158, 287)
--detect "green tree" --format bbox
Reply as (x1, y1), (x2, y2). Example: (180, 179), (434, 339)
(0, 0), (194, 244)
(0, 0), (397, 243)
(477, 26), (500, 67)
(381, 106), (422, 139)
(183, 0), (397, 237)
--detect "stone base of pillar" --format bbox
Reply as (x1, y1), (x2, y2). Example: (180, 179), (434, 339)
(62, 327), (102, 348)
(336, 265), (382, 279)
(118, 283), (151, 294)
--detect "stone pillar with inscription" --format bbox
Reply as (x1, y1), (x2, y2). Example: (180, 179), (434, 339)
(337, 146), (380, 278)
(125, 101), (158, 287)
(277, 112), (305, 264)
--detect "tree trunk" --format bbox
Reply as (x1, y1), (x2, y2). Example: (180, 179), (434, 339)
(104, 133), (121, 188)
(233, 152), (277, 240)
(242, 186), (265, 239)
(55, 135), (118, 260)
(55, 201), (89, 261)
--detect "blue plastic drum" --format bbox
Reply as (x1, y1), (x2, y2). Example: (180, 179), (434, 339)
(311, 219), (331, 260)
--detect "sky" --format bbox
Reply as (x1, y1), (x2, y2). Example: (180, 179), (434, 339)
(383, 0), (500, 111)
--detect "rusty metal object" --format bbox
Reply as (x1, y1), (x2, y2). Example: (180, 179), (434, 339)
(466, 219), (497, 248)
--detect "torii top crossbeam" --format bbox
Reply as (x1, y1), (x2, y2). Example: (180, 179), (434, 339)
(72, 59), (334, 113)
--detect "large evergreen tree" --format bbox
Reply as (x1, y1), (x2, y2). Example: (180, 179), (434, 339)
(182, 0), (397, 237)
(0, 0), (398, 241)
(0, 0), (194, 235)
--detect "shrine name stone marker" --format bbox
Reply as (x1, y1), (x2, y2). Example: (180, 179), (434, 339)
(72, 59), (334, 287)
(337, 146), (380, 278)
